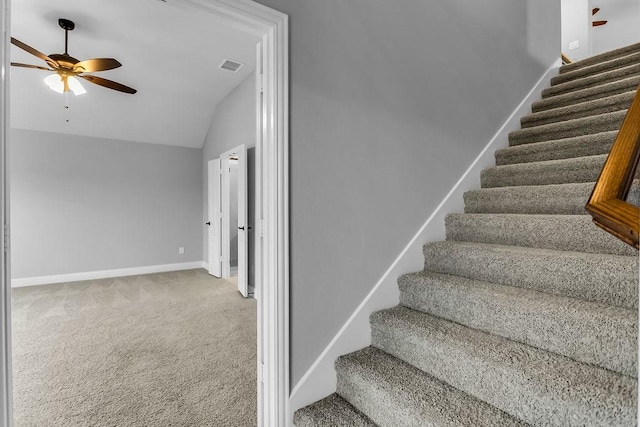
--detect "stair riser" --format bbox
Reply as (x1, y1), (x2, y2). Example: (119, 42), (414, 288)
(293, 394), (376, 427)
(495, 131), (617, 166)
(521, 92), (634, 128)
(423, 241), (639, 309)
(542, 63), (640, 99)
(481, 155), (607, 188)
(533, 76), (640, 113)
(509, 110), (626, 146)
(552, 52), (640, 86)
(560, 43), (640, 74)
(445, 214), (638, 256)
(335, 348), (524, 427)
(371, 309), (637, 427)
(336, 365), (435, 427)
(398, 273), (637, 377)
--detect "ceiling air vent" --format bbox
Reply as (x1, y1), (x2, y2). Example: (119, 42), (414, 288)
(219, 59), (244, 73)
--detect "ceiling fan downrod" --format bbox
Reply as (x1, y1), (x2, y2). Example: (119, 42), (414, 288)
(58, 18), (75, 55)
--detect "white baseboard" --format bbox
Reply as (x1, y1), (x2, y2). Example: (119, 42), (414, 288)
(11, 261), (207, 288)
(288, 61), (561, 423)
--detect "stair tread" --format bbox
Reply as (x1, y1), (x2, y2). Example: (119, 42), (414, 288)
(445, 213), (638, 256)
(465, 179), (640, 215)
(371, 306), (637, 426)
(508, 109), (626, 146)
(542, 62), (640, 99)
(520, 90), (634, 128)
(294, 394), (377, 427)
(553, 51), (640, 86)
(423, 240), (638, 309)
(495, 130), (617, 165)
(399, 270), (637, 376)
(336, 347), (526, 427)
(466, 181), (592, 214)
(481, 154), (608, 188)
(560, 42), (640, 73)
(533, 75), (640, 113)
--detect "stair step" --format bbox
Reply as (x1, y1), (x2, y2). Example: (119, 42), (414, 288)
(371, 307), (637, 426)
(542, 62), (640, 99)
(465, 180), (640, 215)
(533, 75), (640, 113)
(445, 213), (638, 256)
(495, 131), (617, 165)
(508, 110), (626, 146)
(398, 271), (637, 377)
(423, 240), (638, 309)
(335, 347), (525, 427)
(560, 42), (640, 74)
(553, 51), (640, 86)
(521, 91), (634, 128)
(481, 154), (607, 188)
(294, 394), (376, 427)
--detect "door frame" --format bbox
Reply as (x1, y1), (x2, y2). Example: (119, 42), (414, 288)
(0, 1), (289, 426)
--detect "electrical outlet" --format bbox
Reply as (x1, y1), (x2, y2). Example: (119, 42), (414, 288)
(178, 247), (185, 255)
(569, 40), (580, 50)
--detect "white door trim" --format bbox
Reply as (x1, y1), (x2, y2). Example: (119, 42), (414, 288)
(0, 1), (289, 426)
(0, 0), (12, 425)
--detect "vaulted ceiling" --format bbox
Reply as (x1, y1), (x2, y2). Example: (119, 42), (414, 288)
(10, 0), (260, 148)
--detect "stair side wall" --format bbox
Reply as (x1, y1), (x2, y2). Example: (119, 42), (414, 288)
(288, 63), (561, 424)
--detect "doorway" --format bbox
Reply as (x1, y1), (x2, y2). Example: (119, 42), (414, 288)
(0, 1), (289, 426)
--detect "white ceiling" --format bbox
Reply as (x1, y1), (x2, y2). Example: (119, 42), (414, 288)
(10, 0), (260, 148)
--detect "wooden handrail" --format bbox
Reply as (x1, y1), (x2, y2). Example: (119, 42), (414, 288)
(561, 53), (573, 65)
(586, 84), (640, 248)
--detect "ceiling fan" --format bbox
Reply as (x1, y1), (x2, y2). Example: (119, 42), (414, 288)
(11, 18), (137, 95)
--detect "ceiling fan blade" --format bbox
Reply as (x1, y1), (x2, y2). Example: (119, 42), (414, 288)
(11, 62), (53, 71)
(73, 58), (122, 73)
(79, 74), (137, 94)
(593, 20), (608, 27)
(10, 37), (58, 68)
(592, 7), (600, 15)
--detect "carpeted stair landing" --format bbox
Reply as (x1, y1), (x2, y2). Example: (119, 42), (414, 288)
(294, 43), (640, 426)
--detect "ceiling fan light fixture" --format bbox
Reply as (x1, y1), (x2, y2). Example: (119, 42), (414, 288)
(67, 76), (87, 96)
(44, 74), (64, 94)
(44, 74), (86, 96)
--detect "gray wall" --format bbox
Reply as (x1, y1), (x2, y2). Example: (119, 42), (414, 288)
(589, 0), (640, 55)
(255, 0), (561, 386)
(10, 129), (203, 279)
(202, 72), (257, 287)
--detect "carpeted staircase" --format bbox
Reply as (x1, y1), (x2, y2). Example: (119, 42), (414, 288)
(294, 43), (640, 426)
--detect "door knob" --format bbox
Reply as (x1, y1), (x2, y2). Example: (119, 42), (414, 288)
(238, 226), (245, 230)
(206, 222), (211, 226)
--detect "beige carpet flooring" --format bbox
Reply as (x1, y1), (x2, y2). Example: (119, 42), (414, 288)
(11, 269), (257, 426)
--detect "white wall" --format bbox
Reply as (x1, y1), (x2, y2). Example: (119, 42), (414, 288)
(256, 0), (561, 386)
(590, 0), (640, 55)
(10, 129), (203, 279)
(202, 72), (256, 288)
(562, 0), (590, 60)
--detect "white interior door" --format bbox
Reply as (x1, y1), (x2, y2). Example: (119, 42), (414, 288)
(221, 145), (249, 297)
(236, 144), (248, 297)
(207, 158), (222, 277)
